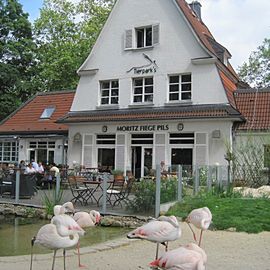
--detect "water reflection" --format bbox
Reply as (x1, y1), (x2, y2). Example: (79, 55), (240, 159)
(0, 216), (129, 256)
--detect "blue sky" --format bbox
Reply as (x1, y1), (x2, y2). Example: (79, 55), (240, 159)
(18, 0), (43, 22)
(18, 0), (270, 70)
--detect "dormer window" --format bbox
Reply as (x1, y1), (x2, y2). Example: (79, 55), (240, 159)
(125, 24), (159, 50)
(40, 106), (55, 119)
(136, 26), (153, 48)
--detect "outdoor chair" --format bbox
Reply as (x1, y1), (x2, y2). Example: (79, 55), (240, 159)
(67, 175), (90, 205)
(106, 178), (125, 207)
(106, 176), (135, 207)
(112, 176), (135, 208)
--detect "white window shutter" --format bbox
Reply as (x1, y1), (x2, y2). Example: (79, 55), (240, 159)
(115, 134), (126, 171)
(83, 134), (93, 167)
(152, 24), (160, 45)
(83, 146), (92, 167)
(195, 133), (208, 165)
(125, 29), (133, 49)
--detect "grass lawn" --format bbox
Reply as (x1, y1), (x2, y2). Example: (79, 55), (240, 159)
(166, 195), (270, 233)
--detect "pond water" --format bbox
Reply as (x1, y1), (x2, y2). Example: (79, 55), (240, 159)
(0, 216), (130, 256)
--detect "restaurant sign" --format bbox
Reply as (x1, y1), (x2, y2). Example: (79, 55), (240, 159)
(116, 124), (169, 132)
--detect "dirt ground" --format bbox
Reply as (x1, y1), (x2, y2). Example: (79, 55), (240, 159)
(1, 223), (270, 270)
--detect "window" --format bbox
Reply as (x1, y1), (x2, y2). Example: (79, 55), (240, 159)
(96, 135), (116, 145)
(136, 26), (152, 48)
(131, 134), (153, 145)
(0, 141), (18, 162)
(169, 133), (194, 145)
(169, 74), (192, 101)
(264, 145), (270, 167)
(40, 106), (55, 119)
(133, 77), (153, 103)
(125, 24), (159, 50)
(100, 80), (119, 105)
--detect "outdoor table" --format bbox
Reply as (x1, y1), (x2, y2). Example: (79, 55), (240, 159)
(83, 179), (113, 205)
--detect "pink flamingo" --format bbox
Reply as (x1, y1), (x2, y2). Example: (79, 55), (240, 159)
(30, 214), (85, 270)
(53, 202), (84, 267)
(73, 210), (101, 228)
(186, 207), (212, 246)
(127, 215), (181, 259)
(149, 242), (207, 270)
(53, 202), (75, 216)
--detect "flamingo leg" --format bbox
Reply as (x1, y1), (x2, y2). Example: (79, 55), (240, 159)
(63, 249), (66, 270)
(165, 241), (168, 252)
(155, 243), (160, 260)
(52, 250), (57, 270)
(76, 241), (86, 268)
(30, 237), (35, 270)
(198, 229), (203, 247)
(187, 222), (197, 242)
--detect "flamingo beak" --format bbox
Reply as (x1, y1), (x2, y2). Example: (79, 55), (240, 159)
(95, 216), (101, 225)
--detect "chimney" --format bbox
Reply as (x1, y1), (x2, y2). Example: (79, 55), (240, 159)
(189, 1), (202, 20)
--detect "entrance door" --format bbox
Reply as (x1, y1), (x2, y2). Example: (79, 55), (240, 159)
(132, 147), (152, 178)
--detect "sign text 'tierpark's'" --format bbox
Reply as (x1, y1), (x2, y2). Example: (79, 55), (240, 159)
(116, 124), (169, 132)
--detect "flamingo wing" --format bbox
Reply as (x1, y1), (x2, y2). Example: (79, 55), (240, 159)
(150, 247), (205, 270)
(52, 214), (85, 236)
(35, 224), (79, 250)
(73, 212), (94, 228)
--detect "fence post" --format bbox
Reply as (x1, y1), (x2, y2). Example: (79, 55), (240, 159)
(55, 174), (61, 201)
(155, 164), (161, 218)
(15, 170), (20, 203)
(177, 165), (182, 202)
(194, 165), (199, 195)
(207, 165), (212, 192)
(102, 174), (107, 214)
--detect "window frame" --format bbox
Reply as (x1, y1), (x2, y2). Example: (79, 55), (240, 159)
(135, 26), (153, 48)
(100, 80), (119, 106)
(0, 141), (18, 162)
(168, 73), (192, 102)
(40, 106), (55, 119)
(125, 24), (159, 50)
(132, 77), (154, 104)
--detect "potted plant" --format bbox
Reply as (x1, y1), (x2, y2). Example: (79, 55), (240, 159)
(111, 169), (124, 181)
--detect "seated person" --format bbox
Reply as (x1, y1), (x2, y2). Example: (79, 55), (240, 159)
(19, 160), (27, 173)
(25, 163), (36, 174)
(37, 162), (44, 174)
(50, 163), (60, 176)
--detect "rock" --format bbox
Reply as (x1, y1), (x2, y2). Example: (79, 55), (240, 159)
(226, 227), (237, 232)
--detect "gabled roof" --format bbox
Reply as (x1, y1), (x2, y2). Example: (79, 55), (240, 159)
(175, 0), (240, 108)
(0, 91), (75, 134)
(218, 70), (237, 109)
(58, 104), (243, 123)
(234, 89), (270, 131)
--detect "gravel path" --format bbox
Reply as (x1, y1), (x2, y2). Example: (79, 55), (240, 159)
(1, 223), (270, 270)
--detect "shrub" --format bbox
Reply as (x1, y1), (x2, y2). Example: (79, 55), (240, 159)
(127, 177), (181, 213)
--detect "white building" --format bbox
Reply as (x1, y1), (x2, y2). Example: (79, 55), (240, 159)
(59, 0), (244, 178)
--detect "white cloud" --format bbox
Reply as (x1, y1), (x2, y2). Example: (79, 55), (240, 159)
(187, 0), (270, 70)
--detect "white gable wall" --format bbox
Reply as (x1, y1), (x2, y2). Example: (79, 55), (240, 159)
(71, 0), (228, 112)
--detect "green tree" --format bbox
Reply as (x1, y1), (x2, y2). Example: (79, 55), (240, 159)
(32, 0), (114, 92)
(0, 0), (36, 120)
(238, 38), (270, 88)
